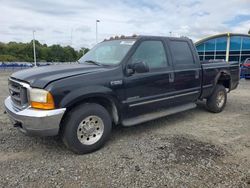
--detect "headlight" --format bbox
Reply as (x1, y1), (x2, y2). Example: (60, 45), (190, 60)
(29, 88), (55, 110)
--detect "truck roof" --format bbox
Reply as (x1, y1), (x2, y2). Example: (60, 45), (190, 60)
(103, 35), (192, 42)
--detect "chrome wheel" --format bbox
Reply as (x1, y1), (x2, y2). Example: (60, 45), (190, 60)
(77, 115), (104, 145)
(216, 91), (225, 108)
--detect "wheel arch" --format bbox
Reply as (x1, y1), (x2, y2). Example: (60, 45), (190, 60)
(215, 70), (232, 90)
(59, 86), (120, 125)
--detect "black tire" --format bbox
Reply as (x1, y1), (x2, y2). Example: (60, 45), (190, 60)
(206, 84), (227, 113)
(61, 103), (112, 154)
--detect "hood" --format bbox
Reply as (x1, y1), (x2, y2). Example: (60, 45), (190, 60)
(11, 64), (107, 88)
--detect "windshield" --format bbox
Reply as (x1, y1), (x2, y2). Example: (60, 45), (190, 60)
(78, 40), (135, 66)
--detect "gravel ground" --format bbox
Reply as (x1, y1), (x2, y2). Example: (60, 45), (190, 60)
(0, 71), (250, 188)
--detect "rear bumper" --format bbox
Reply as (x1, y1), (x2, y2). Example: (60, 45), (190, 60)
(4, 96), (66, 136)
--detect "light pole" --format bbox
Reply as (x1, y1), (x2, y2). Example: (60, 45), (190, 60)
(32, 30), (37, 67)
(96, 20), (100, 44)
(70, 28), (73, 46)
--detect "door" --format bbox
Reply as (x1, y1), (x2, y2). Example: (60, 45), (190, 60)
(123, 39), (175, 119)
(168, 39), (202, 104)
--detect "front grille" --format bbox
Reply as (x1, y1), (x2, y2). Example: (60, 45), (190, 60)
(8, 79), (29, 109)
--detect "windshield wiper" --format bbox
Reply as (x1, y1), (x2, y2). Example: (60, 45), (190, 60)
(84, 60), (102, 66)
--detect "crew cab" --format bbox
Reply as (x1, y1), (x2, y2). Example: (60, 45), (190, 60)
(4, 35), (240, 154)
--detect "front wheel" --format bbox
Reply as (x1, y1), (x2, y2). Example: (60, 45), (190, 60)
(206, 85), (227, 113)
(61, 103), (112, 154)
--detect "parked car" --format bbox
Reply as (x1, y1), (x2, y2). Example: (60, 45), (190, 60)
(240, 58), (250, 79)
(4, 35), (240, 154)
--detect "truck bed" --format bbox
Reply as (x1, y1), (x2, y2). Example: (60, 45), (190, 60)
(201, 61), (239, 99)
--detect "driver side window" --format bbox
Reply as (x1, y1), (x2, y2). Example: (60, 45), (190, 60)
(131, 40), (168, 70)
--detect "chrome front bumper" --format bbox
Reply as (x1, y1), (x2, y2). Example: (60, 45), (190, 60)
(4, 96), (66, 136)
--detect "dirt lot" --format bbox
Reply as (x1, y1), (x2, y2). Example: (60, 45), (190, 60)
(0, 71), (249, 188)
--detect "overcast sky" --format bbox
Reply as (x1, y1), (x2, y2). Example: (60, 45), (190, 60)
(0, 0), (250, 49)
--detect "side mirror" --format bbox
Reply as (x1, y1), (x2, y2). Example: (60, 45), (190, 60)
(127, 61), (149, 75)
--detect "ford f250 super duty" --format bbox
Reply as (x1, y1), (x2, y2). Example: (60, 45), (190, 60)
(4, 35), (240, 154)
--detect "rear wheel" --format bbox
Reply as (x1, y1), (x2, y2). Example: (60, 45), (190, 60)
(206, 84), (227, 113)
(61, 103), (112, 154)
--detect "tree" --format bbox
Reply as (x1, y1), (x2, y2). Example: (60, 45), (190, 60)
(0, 40), (89, 62)
(78, 47), (89, 59)
(0, 55), (18, 61)
(248, 29), (250, 35)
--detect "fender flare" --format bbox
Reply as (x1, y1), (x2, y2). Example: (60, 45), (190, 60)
(59, 85), (120, 109)
(59, 85), (121, 124)
(214, 69), (232, 90)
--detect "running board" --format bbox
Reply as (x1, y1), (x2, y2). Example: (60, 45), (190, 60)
(122, 103), (196, 126)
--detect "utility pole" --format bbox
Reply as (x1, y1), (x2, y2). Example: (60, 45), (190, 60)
(96, 20), (100, 43)
(32, 30), (37, 67)
(169, 31), (172, 37)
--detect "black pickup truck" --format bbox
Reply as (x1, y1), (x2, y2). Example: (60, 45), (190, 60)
(4, 35), (240, 154)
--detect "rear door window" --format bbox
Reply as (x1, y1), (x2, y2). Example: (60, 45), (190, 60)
(169, 41), (194, 66)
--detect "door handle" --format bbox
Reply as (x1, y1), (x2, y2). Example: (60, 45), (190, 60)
(169, 72), (174, 83)
(195, 70), (199, 79)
